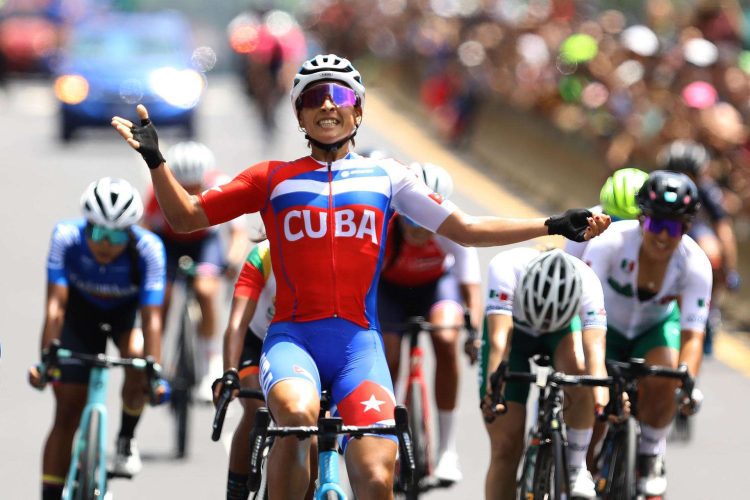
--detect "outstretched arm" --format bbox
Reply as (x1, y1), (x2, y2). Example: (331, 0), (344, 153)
(437, 207), (610, 247)
(111, 105), (209, 233)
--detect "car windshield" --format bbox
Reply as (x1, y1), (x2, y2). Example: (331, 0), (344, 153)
(70, 31), (183, 60)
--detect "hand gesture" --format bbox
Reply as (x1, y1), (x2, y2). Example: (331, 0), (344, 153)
(111, 104), (165, 169)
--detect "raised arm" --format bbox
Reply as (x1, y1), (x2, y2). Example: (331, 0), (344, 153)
(111, 104), (209, 232)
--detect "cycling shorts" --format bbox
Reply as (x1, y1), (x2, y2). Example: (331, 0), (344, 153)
(378, 272), (462, 334)
(606, 307), (681, 362)
(478, 316), (581, 404)
(238, 327), (264, 379)
(260, 318), (396, 449)
(160, 231), (226, 281)
(58, 289), (137, 384)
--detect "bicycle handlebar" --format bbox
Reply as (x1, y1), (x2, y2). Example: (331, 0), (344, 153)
(246, 405), (416, 493)
(211, 388), (265, 442)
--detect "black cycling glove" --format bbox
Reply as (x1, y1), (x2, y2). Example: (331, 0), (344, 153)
(545, 208), (593, 242)
(132, 117), (165, 169)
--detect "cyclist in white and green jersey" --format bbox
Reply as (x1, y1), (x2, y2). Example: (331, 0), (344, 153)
(581, 170), (711, 497)
(480, 248), (608, 500)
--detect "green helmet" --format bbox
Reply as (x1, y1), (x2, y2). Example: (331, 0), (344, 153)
(599, 168), (650, 220)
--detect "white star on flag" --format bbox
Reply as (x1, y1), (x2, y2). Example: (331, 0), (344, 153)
(360, 394), (385, 413)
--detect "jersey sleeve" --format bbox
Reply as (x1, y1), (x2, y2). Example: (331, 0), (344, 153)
(485, 252), (518, 316)
(198, 162), (274, 225)
(679, 247), (713, 332)
(436, 236), (481, 284)
(576, 261), (607, 331)
(389, 162), (456, 233)
(234, 242), (271, 300)
(136, 233), (166, 306)
(46, 223), (78, 286)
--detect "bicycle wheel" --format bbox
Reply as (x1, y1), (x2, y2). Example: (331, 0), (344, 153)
(608, 418), (637, 500)
(406, 380), (428, 498)
(79, 410), (103, 500)
(532, 431), (568, 500)
(172, 304), (196, 458)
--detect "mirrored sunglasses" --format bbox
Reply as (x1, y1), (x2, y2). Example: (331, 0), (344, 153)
(298, 83), (358, 109)
(643, 216), (684, 238)
(86, 224), (129, 245)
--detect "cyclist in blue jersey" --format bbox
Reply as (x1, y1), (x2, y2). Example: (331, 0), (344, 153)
(28, 178), (169, 500)
(111, 54), (610, 500)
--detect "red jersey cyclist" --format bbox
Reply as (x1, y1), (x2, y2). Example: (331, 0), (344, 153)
(378, 161), (481, 484)
(28, 178), (169, 500)
(143, 141), (249, 401)
(112, 53), (609, 499)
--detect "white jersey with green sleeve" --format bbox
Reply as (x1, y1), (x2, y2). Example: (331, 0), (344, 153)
(485, 247), (607, 336)
(580, 220), (712, 338)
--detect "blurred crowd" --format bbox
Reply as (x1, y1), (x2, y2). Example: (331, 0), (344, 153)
(299, 0), (750, 225)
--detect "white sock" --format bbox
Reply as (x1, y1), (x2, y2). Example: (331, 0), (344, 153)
(565, 427), (593, 470)
(639, 423), (670, 456)
(437, 410), (457, 456)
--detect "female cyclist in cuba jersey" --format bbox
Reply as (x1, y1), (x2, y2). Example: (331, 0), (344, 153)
(480, 248), (608, 500)
(378, 162), (481, 484)
(27, 178), (169, 500)
(143, 140), (249, 401)
(581, 171), (712, 498)
(565, 167), (649, 260)
(111, 53), (609, 499)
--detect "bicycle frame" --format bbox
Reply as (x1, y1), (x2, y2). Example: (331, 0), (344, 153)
(404, 318), (433, 481)
(315, 418), (347, 499)
(63, 365), (110, 500)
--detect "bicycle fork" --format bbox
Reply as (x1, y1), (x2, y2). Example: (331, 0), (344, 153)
(64, 367), (109, 500)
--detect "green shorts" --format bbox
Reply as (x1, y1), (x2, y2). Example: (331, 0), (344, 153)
(606, 307), (681, 362)
(479, 315), (581, 404)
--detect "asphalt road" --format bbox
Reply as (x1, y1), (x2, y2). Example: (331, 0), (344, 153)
(1, 75), (749, 499)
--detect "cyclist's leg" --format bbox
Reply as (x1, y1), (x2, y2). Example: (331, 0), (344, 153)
(428, 273), (464, 478)
(482, 328), (535, 500)
(261, 325), (321, 499)
(326, 322), (398, 499)
(377, 279), (407, 384)
(632, 312), (681, 495)
(116, 326), (147, 442)
(550, 322), (597, 497)
(42, 320), (99, 499)
(227, 331), (264, 500)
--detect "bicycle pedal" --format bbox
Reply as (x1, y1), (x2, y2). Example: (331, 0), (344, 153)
(107, 470), (133, 480)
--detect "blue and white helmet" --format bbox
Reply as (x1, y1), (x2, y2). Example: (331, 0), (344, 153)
(80, 177), (143, 229)
(290, 54), (366, 114)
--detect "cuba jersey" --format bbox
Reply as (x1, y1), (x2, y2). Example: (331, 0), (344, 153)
(46, 219), (166, 309)
(199, 153), (456, 328)
(485, 247), (607, 336)
(581, 220), (712, 338)
(381, 217), (481, 287)
(234, 240), (276, 340)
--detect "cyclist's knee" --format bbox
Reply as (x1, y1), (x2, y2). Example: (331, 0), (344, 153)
(268, 381), (319, 426)
(486, 405), (525, 462)
(194, 275), (220, 300)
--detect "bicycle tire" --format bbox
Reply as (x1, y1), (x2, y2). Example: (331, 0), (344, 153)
(608, 417), (637, 500)
(517, 439), (536, 499)
(406, 380), (428, 497)
(172, 305), (196, 458)
(533, 431), (568, 500)
(79, 410), (102, 500)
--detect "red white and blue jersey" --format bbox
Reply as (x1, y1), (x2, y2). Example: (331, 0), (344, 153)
(199, 152), (456, 329)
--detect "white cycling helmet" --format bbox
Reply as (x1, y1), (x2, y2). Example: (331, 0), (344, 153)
(410, 162), (454, 199)
(517, 249), (582, 333)
(80, 177), (143, 229)
(166, 141), (215, 186)
(290, 54), (366, 114)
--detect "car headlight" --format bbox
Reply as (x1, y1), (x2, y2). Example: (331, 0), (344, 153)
(149, 67), (204, 109)
(54, 75), (89, 105)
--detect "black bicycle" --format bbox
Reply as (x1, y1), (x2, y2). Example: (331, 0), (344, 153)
(595, 358), (694, 500)
(167, 255), (201, 458)
(488, 355), (612, 500)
